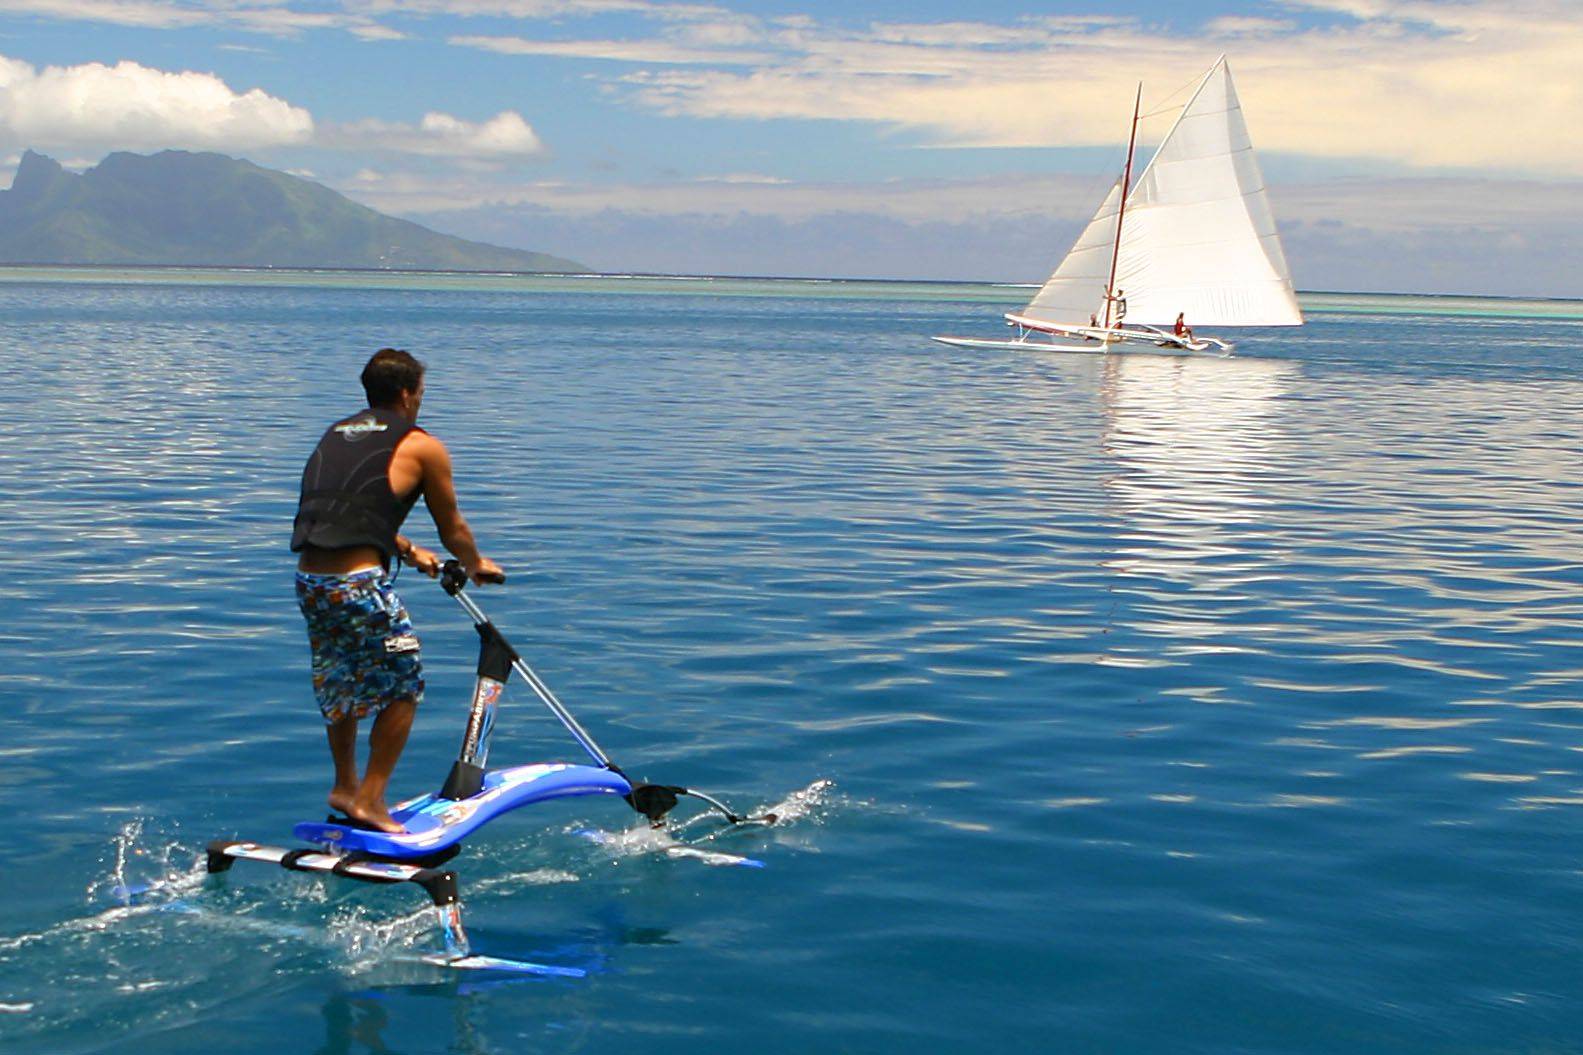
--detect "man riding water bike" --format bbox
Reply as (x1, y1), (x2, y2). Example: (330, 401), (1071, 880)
(291, 348), (504, 833)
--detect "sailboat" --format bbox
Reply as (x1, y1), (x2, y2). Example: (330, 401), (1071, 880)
(934, 57), (1302, 356)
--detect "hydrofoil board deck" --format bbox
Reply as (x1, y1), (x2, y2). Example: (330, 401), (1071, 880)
(294, 763), (631, 860)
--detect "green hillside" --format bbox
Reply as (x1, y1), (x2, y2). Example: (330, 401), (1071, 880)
(0, 150), (585, 272)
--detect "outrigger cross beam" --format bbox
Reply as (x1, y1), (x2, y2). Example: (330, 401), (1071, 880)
(207, 560), (774, 974)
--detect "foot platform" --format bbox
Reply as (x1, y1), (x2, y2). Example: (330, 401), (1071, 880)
(291, 763), (631, 861)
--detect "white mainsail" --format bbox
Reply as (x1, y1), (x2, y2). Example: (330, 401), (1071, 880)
(1018, 57), (1301, 332)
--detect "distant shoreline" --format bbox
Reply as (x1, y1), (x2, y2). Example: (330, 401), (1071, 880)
(0, 262), (1577, 307)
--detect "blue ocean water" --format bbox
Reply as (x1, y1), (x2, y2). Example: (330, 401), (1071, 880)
(3, 269), (1583, 1053)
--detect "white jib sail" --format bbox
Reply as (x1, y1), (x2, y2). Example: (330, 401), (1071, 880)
(1019, 57), (1302, 332)
(1019, 178), (1124, 330)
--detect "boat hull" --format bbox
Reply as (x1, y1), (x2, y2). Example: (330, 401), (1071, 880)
(931, 335), (1229, 358)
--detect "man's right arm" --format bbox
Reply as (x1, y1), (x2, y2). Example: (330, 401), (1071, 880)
(415, 433), (504, 585)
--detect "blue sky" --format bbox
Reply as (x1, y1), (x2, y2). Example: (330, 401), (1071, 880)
(1, 0), (1579, 294)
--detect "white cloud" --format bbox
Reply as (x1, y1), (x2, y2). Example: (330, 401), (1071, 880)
(0, 50), (551, 164)
(448, 33), (768, 65)
(0, 0), (205, 28)
(361, 0), (726, 20)
(1203, 15), (1296, 36)
(0, 49), (547, 163)
(365, 169), (1583, 294)
(0, 0), (401, 38)
(348, 22), (408, 40)
(327, 110), (545, 159)
(0, 54), (313, 152)
(700, 172), (790, 184)
(334, 168), (1086, 219)
(443, 0), (1583, 177)
(334, 166), (1583, 236)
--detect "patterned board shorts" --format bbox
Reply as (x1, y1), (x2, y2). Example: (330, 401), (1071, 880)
(296, 568), (424, 723)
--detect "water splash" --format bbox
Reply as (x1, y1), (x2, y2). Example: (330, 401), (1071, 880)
(761, 778), (836, 824)
(89, 817), (206, 908)
(470, 868), (581, 895)
(326, 904), (436, 973)
(2, 819), (206, 956)
(574, 779), (835, 867)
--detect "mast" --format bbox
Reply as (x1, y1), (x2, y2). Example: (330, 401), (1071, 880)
(1103, 83), (1142, 331)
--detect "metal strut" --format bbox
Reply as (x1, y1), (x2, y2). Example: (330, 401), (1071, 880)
(442, 563), (613, 770)
(436, 560), (773, 827)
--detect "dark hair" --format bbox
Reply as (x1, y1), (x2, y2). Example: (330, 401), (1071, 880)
(361, 348), (425, 407)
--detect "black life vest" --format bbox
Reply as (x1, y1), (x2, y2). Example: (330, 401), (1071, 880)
(290, 407), (422, 565)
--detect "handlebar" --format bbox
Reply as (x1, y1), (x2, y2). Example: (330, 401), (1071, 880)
(440, 559), (505, 596)
(433, 558), (770, 826)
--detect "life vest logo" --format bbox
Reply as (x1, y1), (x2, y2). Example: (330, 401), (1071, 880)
(334, 416), (389, 441)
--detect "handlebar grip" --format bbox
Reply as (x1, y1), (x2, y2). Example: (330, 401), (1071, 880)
(440, 560), (506, 593)
(440, 559), (468, 596)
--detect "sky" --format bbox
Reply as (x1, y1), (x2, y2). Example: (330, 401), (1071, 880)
(0, 0), (1579, 294)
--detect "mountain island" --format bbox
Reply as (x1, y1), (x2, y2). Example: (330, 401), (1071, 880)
(0, 149), (583, 273)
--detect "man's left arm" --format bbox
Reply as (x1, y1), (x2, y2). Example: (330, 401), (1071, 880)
(395, 532), (442, 577)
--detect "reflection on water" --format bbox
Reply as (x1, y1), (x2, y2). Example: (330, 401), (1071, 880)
(1099, 354), (1297, 582)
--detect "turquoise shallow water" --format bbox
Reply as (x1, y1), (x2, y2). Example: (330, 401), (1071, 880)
(3, 269), (1583, 1053)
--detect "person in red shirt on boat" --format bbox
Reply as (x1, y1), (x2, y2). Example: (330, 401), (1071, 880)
(1174, 312), (1194, 343)
(291, 348), (505, 833)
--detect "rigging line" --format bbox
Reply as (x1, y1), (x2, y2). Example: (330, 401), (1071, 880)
(1129, 67), (1209, 138)
(1123, 71), (1205, 175)
(1141, 68), (1203, 117)
(1029, 67), (1195, 291)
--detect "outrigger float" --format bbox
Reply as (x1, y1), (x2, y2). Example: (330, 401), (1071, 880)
(207, 561), (775, 975)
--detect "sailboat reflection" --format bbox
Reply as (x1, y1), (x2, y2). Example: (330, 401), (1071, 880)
(1098, 354), (1297, 584)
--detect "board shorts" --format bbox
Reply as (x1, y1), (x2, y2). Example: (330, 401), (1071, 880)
(296, 568), (424, 723)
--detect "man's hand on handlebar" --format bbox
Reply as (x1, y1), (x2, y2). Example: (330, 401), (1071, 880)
(471, 555), (506, 586)
(407, 544), (442, 578)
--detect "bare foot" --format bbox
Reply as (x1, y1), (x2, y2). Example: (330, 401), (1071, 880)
(327, 789), (357, 817)
(345, 797), (406, 834)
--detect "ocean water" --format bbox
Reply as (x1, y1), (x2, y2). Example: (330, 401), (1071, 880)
(2, 269), (1583, 1053)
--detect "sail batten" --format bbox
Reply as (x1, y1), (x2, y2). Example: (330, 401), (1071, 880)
(1017, 58), (1301, 332)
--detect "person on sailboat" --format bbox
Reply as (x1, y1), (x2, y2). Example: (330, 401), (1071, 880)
(1174, 313), (1194, 343)
(1102, 287), (1127, 326)
(292, 348), (505, 834)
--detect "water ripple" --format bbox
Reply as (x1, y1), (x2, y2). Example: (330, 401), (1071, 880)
(5, 277), (1583, 1052)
